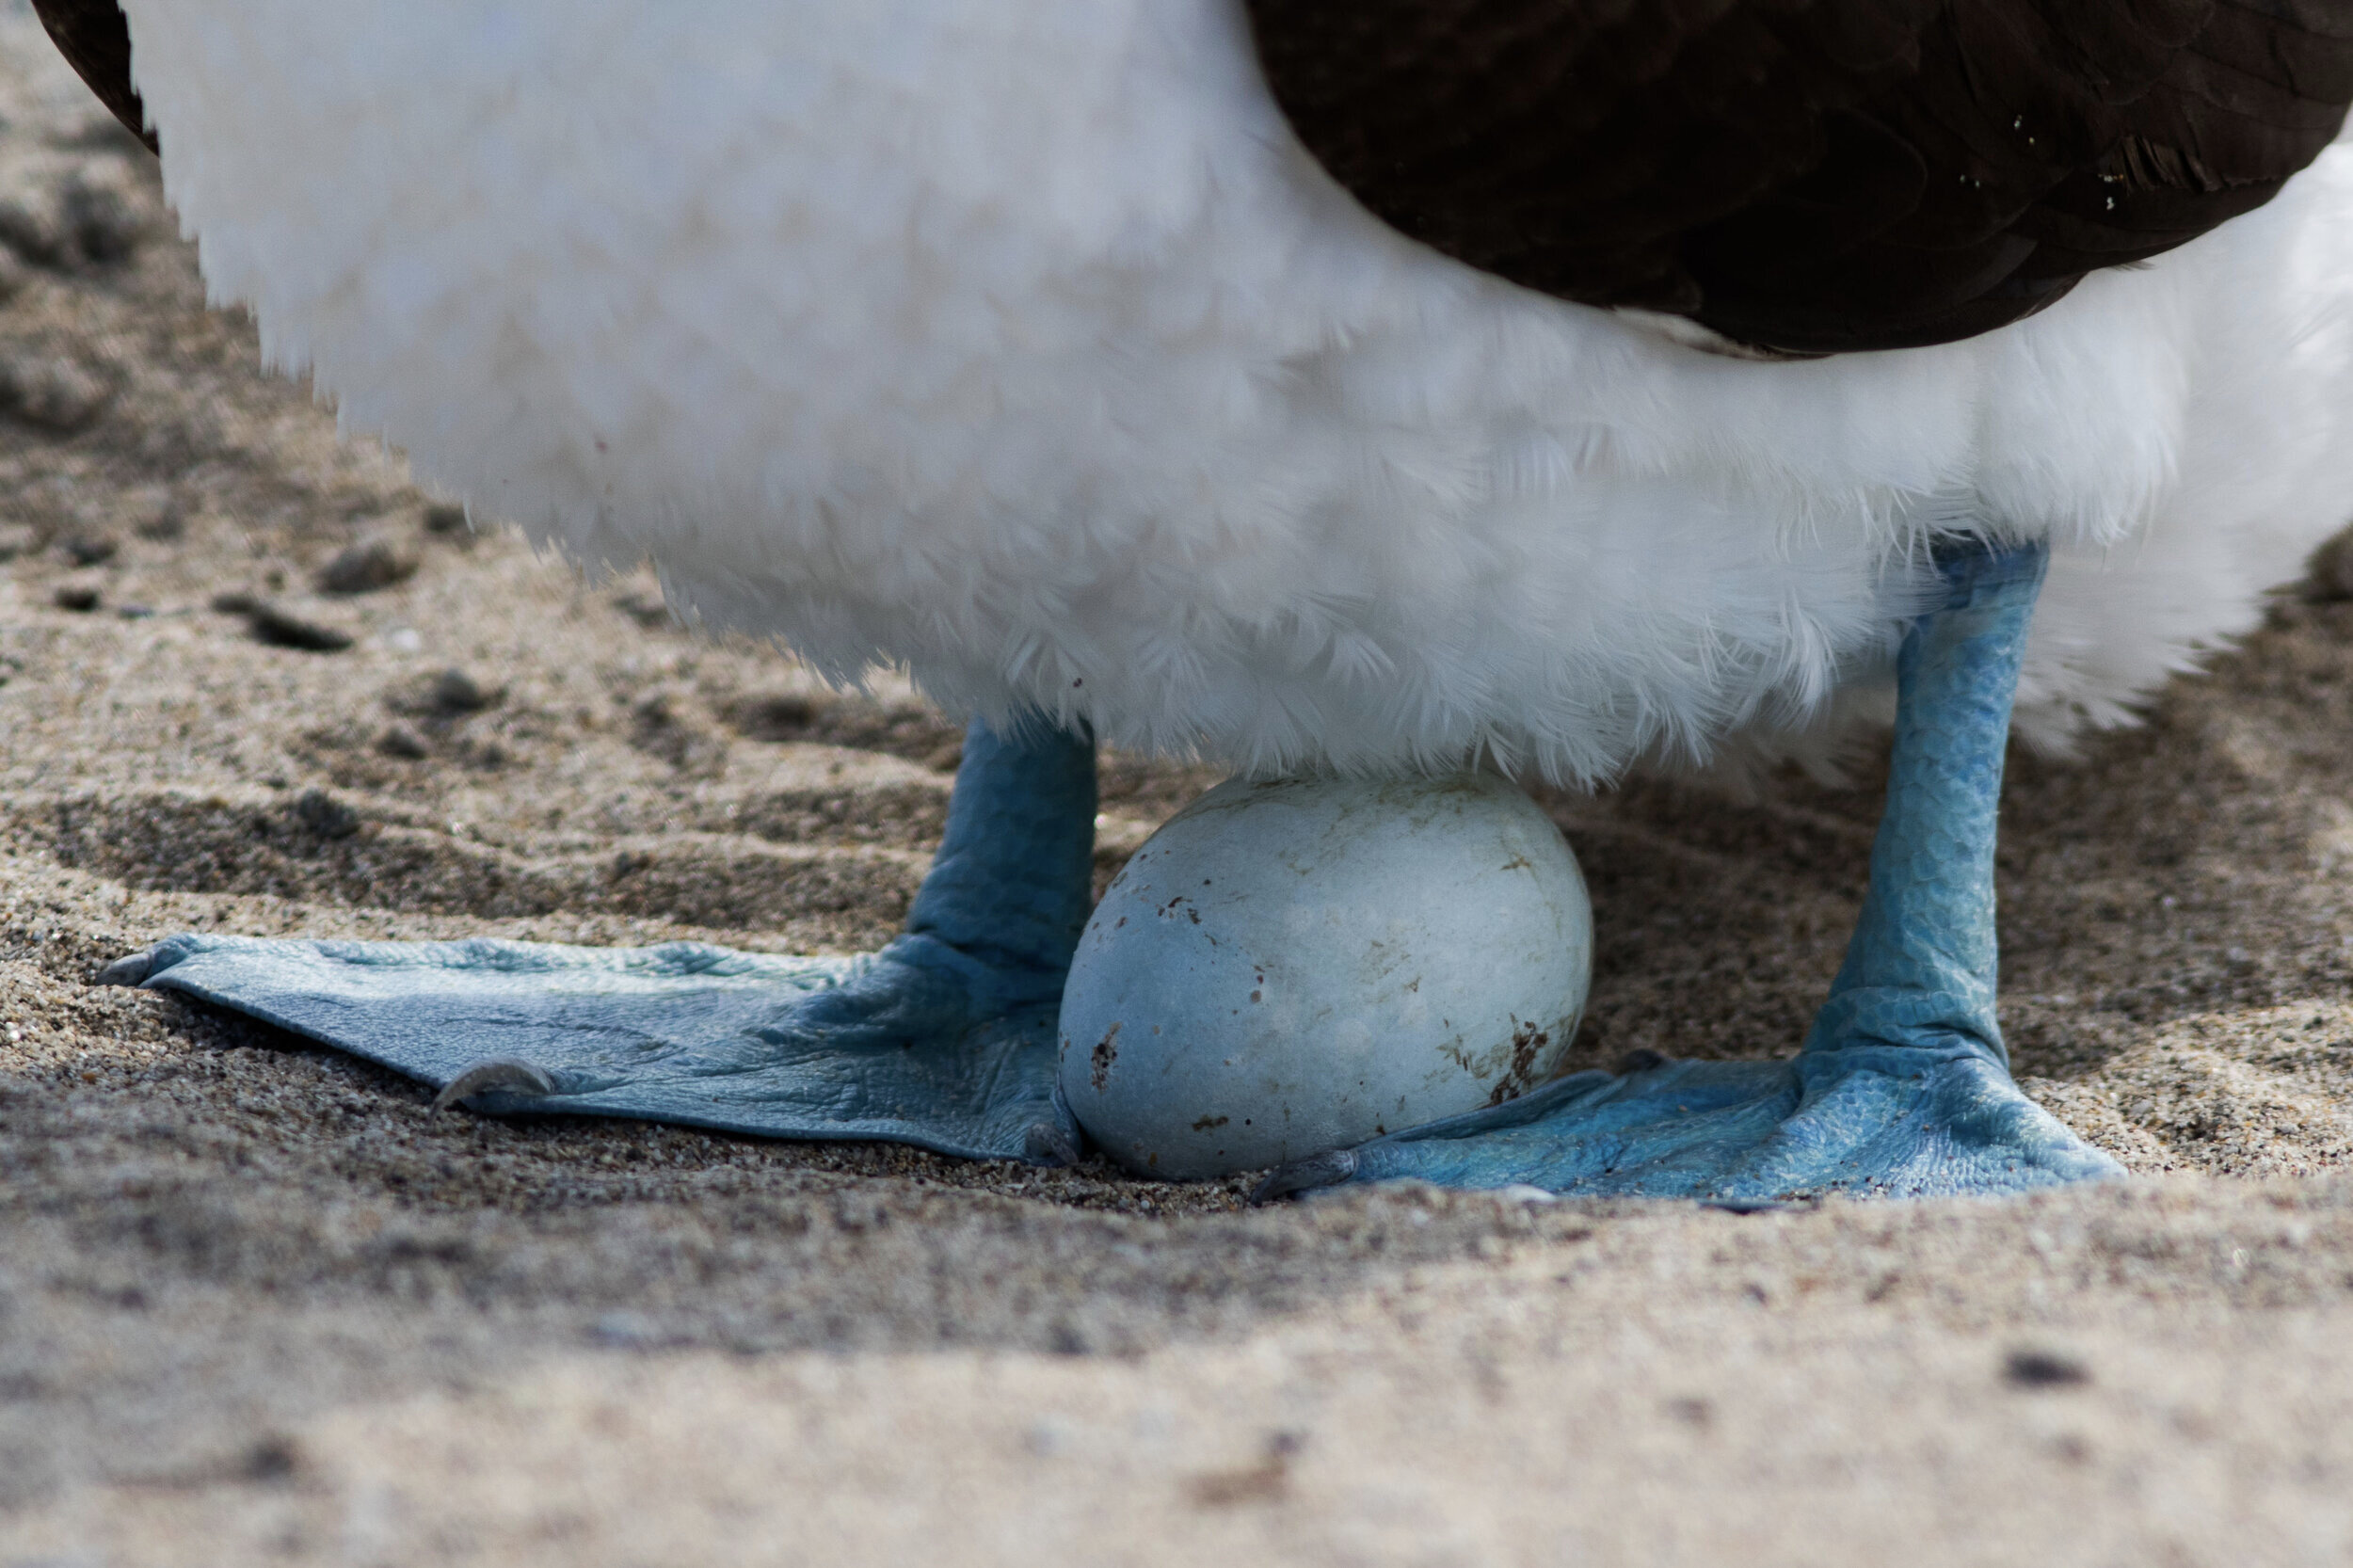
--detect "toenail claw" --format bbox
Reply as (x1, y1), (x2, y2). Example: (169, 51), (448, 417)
(431, 1057), (558, 1112)
(94, 948), (157, 987)
(1251, 1148), (1358, 1205)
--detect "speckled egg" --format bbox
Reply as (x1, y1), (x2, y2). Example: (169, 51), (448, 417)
(1058, 773), (1591, 1178)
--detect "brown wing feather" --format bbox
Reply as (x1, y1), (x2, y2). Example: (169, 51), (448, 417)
(24, 1), (2349, 354)
(29, 0), (152, 152)
(1246, 0), (2353, 352)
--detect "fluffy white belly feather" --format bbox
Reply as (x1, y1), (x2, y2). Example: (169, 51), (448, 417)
(116, 0), (2353, 778)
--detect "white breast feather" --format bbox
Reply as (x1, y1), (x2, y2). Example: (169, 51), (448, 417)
(115, 0), (2353, 779)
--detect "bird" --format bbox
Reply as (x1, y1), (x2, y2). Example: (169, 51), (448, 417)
(49, 0), (2353, 1199)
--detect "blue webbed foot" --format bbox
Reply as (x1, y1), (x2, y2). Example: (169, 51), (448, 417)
(1255, 1048), (2117, 1202)
(117, 719), (1099, 1164)
(1259, 538), (2126, 1204)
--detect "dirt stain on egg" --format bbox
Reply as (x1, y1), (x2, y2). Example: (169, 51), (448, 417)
(1090, 1021), (1121, 1092)
(1484, 1020), (1550, 1107)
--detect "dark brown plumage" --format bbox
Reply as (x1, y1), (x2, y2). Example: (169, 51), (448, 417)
(27, 1), (2353, 356)
(29, 0), (150, 152)
(1246, 0), (2353, 352)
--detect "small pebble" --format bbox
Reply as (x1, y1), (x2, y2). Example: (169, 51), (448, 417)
(248, 602), (353, 653)
(2005, 1348), (2091, 1388)
(239, 1435), (301, 1484)
(731, 693), (818, 739)
(377, 724), (430, 760)
(51, 583), (98, 613)
(317, 532), (419, 595)
(431, 667), (496, 712)
(0, 352), (110, 431)
(61, 163), (150, 263)
(292, 789), (360, 839)
(0, 156), (147, 268)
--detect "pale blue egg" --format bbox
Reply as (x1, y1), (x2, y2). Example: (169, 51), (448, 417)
(1060, 774), (1592, 1178)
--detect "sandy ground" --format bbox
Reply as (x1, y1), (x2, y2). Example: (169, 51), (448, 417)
(2, 12), (2353, 1565)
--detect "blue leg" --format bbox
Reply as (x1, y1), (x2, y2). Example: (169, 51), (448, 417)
(104, 719), (1099, 1162)
(1260, 539), (2124, 1202)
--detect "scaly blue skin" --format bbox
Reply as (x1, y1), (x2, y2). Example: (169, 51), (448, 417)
(112, 720), (1098, 1163)
(109, 539), (2121, 1199)
(1259, 539), (2124, 1201)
